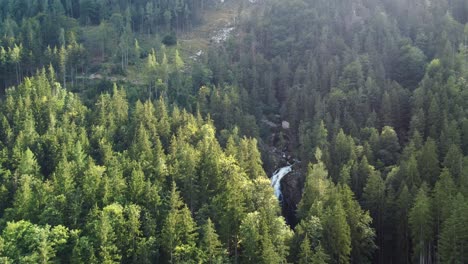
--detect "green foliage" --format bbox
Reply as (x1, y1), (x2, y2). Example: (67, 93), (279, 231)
(378, 126), (401, 167)
(0, 68), (296, 263)
(199, 218), (226, 264)
(438, 193), (468, 263)
(298, 235), (313, 264)
(239, 208), (293, 264)
(0, 0), (467, 263)
(418, 138), (440, 185)
(295, 149), (375, 264)
(162, 34), (177, 46)
(0, 220), (70, 263)
(322, 198), (351, 264)
(409, 184), (433, 264)
(161, 182), (198, 263)
(297, 149), (331, 220)
(396, 184), (412, 264)
(392, 43), (427, 89)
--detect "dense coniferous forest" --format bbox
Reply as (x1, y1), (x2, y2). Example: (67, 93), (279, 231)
(0, 0), (467, 263)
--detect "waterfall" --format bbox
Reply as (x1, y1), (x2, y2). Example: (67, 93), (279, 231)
(270, 165), (292, 200)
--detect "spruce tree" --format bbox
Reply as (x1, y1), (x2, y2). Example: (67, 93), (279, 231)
(298, 235), (313, 264)
(438, 193), (468, 263)
(409, 184), (433, 264)
(200, 218), (226, 264)
(322, 199), (351, 264)
(418, 138), (440, 185)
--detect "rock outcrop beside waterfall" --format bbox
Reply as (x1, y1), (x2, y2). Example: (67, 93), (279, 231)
(262, 117), (304, 227)
(280, 170), (304, 226)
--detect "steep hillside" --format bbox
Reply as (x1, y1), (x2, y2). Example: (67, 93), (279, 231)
(0, 0), (467, 263)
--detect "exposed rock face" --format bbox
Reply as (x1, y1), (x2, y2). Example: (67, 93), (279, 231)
(280, 169), (304, 227)
(261, 117), (303, 227)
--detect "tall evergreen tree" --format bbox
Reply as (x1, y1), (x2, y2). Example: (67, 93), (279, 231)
(322, 198), (351, 264)
(297, 148), (331, 220)
(438, 193), (468, 263)
(409, 184), (433, 264)
(418, 138), (439, 185)
(200, 218), (226, 264)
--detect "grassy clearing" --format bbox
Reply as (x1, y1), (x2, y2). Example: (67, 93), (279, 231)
(178, 1), (240, 52)
(77, 1), (247, 94)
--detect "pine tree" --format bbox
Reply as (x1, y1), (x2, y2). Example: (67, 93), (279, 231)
(174, 50), (184, 70)
(298, 235), (313, 264)
(123, 204), (142, 263)
(59, 45), (67, 88)
(461, 119), (468, 155)
(130, 123), (153, 164)
(432, 169), (456, 262)
(409, 184), (433, 264)
(255, 177), (293, 263)
(293, 215), (323, 262)
(297, 148), (331, 220)
(311, 244), (329, 264)
(322, 198), (351, 264)
(299, 121), (315, 164)
(363, 171), (385, 220)
(378, 126), (401, 166)
(418, 138), (440, 185)
(10, 175), (42, 222)
(438, 193), (468, 263)
(81, 161), (105, 210)
(169, 136), (200, 211)
(331, 130), (355, 181)
(427, 97), (441, 140)
(401, 154), (421, 190)
(212, 155), (250, 259)
(95, 206), (122, 264)
(237, 138), (266, 180)
(443, 144), (463, 180)
(381, 91), (393, 127)
(200, 218), (226, 264)
(161, 182), (183, 263)
(353, 156), (373, 198)
(339, 184), (376, 264)
(44, 158), (76, 226)
(161, 182), (198, 263)
(396, 184), (412, 264)
(461, 157), (468, 197)
(239, 211), (260, 263)
(0, 221), (70, 263)
(155, 97), (171, 146)
(173, 205), (198, 262)
(17, 148), (40, 176)
(128, 166), (145, 204)
(110, 85), (128, 144)
(259, 234), (281, 264)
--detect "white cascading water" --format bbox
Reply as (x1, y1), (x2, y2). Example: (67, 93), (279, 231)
(270, 165), (292, 200)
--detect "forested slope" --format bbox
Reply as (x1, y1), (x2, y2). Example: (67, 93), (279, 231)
(200, 0), (468, 263)
(0, 68), (296, 263)
(0, 0), (467, 263)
